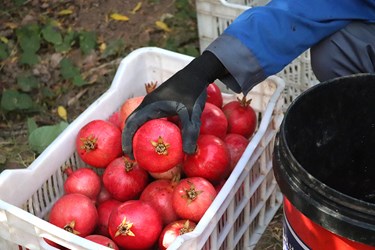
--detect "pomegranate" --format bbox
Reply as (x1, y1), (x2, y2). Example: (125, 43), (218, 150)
(206, 82), (223, 108)
(222, 96), (257, 138)
(108, 200), (163, 250)
(199, 102), (228, 139)
(49, 193), (98, 237)
(119, 81), (157, 130)
(183, 134), (231, 184)
(158, 220), (197, 250)
(85, 235), (119, 250)
(96, 183), (112, 205)
(103, 156), (149, 202)
(149, 164), (182, 180)
(224, 133), (249, 171)
(140, 179), (180, 226)
(63, 167), (101, 201)
(76, 119), (122, 168)
(215, 179), (226, 193)
(96, 199), (122, 237)
(133, 119), (184, 173)
(107, 110), (122, 129)
(172, 177), (217, 222)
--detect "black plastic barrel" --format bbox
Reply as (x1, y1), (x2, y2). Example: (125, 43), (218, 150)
(273, 73), (375, 249)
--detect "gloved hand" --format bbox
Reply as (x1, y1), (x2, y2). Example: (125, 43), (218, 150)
(122, 51), (227, 159)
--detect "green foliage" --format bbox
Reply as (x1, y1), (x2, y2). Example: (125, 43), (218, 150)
(16, 24), (41, 65)
(27, 117), (38, 134)
(13, 0), (27, 6)
(1, 89), (34, 111)
(60, 58), (86, 86)
(16, 24), (41, 52)
(79, 31), (97, 55)
(55, 30), (76, 52)
(175, 0), (196, 19)
(19, 50), (39, 65)
(41, 24), (63, 45)
(0, 42), (9, 60)
(17, 75), (40, 92)
(28, 121), (69, 154)
(102, 39), (125, 58)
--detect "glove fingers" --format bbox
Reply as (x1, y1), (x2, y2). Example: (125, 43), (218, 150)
(177, 91), (207, 154)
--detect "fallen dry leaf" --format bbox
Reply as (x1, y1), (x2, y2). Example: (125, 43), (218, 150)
(4, 22), (18, 29)
(155, 20), (171, 32)
(58, 9), (73, 16)
(0, 36), (9, 44)
(131, 2), (142, 14)
(57, 105), (68, 121)
(110, 13), (130, 21)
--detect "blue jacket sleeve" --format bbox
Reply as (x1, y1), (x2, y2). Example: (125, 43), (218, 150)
(206, 0), (375, 94)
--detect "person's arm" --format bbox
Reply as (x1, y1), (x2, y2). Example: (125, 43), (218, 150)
(207, 0), (375, 94)
(123, 0), (375, 158)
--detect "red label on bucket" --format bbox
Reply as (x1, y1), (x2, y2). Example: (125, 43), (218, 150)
(283, 198), (375, 250)
(283, 212), (310, 250)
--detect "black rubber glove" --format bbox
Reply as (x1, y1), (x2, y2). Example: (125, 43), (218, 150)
(122, 51), (227, 159)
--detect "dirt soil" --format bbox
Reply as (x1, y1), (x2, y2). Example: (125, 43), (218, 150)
(0, 0), (198, 169)
(0, 0), (282, 249)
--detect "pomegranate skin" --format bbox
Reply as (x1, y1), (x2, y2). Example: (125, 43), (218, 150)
(133, 119), (184, 173)
(49, 193), (98, 237)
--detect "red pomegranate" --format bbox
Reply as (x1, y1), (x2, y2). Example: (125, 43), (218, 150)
(133, 119), (184, 173)
(119, 82), (157, 130)
(158, 220), (197, 250)
(102, 156), (149, 202)
(108, 200), (163, 250)
(224, 133), (249, 171)
(199, 102), (228, 139)
(49, 193), (98, 237)
(183, 134), (231, 184)
(140, 179), (180, 226)
(206, 82), (223, 108)
(172, 177), (217, 222)
(222, 96), (257, 138)
(76, 119), (122, 168)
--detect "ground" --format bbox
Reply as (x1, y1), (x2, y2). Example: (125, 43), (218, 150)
(0, 0), (282, 248)
(0, 0), (199, 169)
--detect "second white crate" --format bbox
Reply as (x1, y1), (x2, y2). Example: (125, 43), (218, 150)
(196, 0), (319, 110)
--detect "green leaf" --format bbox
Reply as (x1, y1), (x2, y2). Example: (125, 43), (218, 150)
(13, 0), (27, 6)
(178, 45), (199, 57)
(102, 39), (125, 58)
(42, 24), (62, 45)
(72, 74), (85, 86)
(60, 58), (80, 80)
(59, 58), (86, 86)
(27, 117), (38, 134)
(0, 43), (9, 60)
(20, 50), (39, 65)
(17, 75), (39, 92)
(1, 89), (34, 111)
(16, 24), (41, 53)
(79, 31), (96, 54)
(41, 87), (55, 98)
(55, 31), (76, 52)
(28, 122), (69, 154)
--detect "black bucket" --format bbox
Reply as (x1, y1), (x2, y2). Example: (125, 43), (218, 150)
(273, 73), (375, 249)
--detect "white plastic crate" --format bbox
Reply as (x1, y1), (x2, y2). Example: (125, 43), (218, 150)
(196, 0), (319, 110)
(0, 47), (284, 250)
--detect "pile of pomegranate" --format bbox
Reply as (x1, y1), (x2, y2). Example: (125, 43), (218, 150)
(47, 82), (257, 250)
